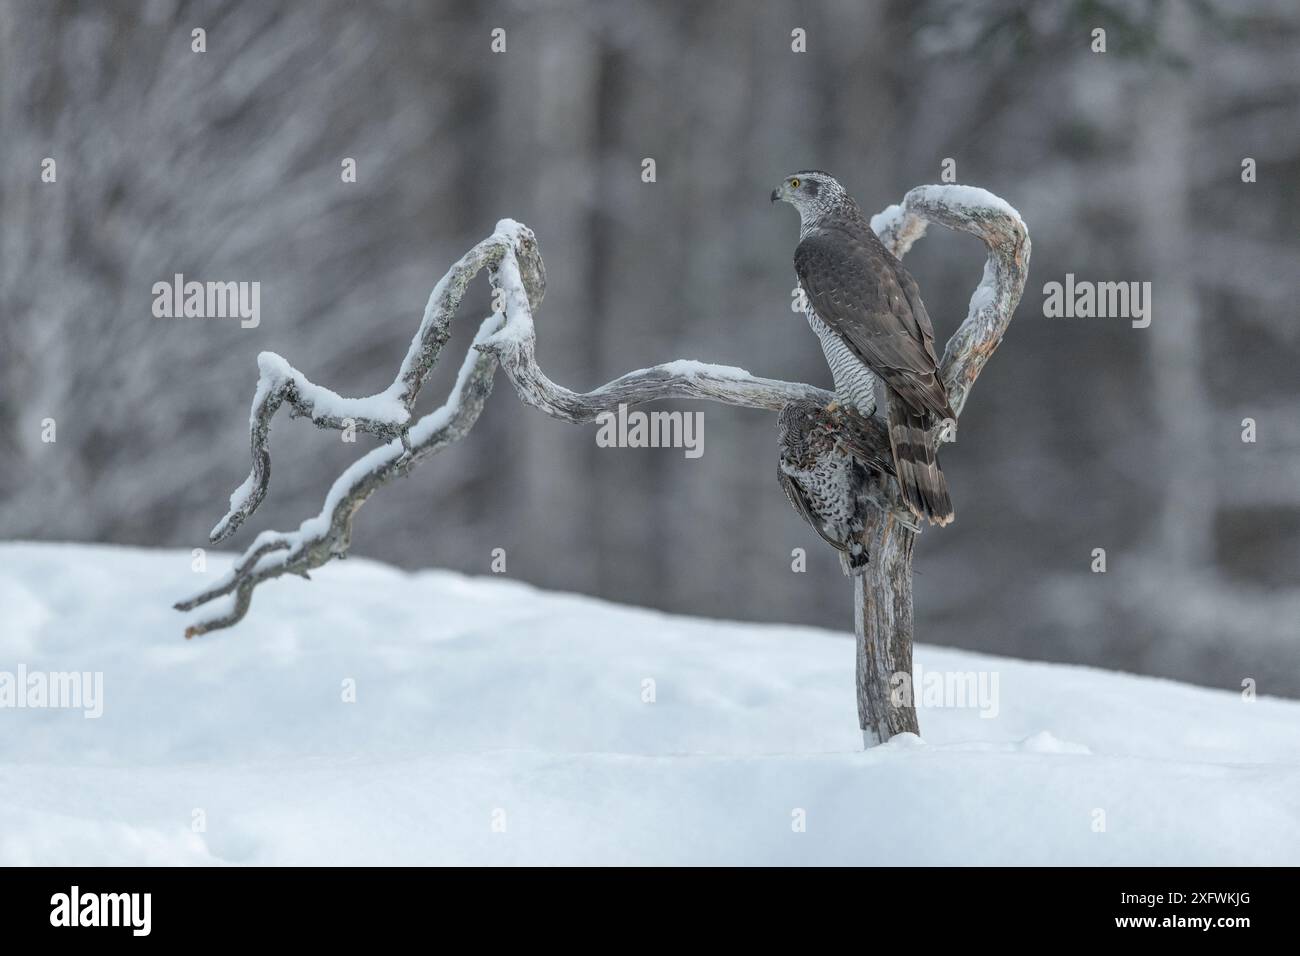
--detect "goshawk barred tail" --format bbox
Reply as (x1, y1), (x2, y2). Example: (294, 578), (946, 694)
(886, 390), (952, 527)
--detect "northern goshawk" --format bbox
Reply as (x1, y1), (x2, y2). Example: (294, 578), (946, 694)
(772, 171), (954, 526)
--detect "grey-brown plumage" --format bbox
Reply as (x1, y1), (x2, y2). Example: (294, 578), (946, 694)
(777, 400), (895, 575)
(772, 171), (955, 526)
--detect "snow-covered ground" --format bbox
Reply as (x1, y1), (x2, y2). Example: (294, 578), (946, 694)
(0, 542), (1296, 866)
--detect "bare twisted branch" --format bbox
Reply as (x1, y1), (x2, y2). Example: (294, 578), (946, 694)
(208, 226), (535, 543)
(873, 184), (1031, 426)
(855, 184), (1029, 746)
(176, 186), (1029, 638)
(175, 220), (822, 636)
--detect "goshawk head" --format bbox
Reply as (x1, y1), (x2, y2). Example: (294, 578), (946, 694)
(771, 170), (851, 227)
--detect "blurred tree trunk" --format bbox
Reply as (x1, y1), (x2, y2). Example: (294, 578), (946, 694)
(1138, 5), (1213, 568)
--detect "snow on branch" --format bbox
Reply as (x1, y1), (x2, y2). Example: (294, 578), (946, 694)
(208, 223), (537, 543)
(176, 185), (1029, 638)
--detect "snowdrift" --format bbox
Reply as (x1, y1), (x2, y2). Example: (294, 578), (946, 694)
(0, 542), (1295, 865)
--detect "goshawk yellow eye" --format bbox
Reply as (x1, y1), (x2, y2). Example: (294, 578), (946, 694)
(790, 178), (800, 189)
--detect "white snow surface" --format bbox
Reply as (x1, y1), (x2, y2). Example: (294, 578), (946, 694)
(656, 359), (754, 380)
(1, 542), (1296, 866)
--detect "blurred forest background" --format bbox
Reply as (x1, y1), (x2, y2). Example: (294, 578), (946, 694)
(2, 0), (1298, 693)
